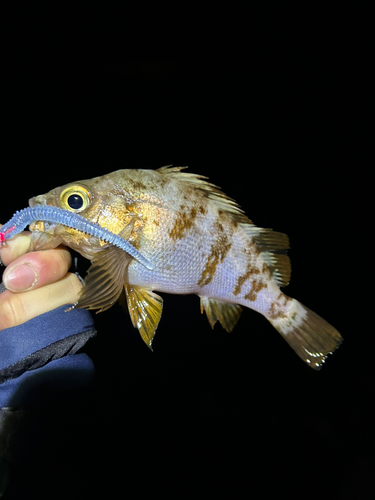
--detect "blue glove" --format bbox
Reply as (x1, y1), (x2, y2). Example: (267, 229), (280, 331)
(0, 282), (96, 408)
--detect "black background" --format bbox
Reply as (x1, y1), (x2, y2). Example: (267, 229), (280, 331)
(1, 5), (373, 499)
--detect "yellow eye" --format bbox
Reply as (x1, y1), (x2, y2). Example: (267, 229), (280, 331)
(59, 185), (91, 213)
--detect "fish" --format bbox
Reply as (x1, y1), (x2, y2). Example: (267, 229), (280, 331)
(28, 165), (342, 369)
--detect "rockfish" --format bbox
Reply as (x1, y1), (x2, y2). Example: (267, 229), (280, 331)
(29, 166), (342, 369)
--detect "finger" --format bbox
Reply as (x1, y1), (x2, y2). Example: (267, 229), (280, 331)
(0, 228), (31, 267)
(0, 273), (83, 331)
(2, 247), (73, 293)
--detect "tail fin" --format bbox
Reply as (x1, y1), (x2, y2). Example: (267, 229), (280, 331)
(268, 299), (342, 369)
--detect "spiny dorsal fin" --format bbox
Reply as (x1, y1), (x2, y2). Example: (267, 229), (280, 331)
(157, 165), (186, 174)
(157, 165), (248, 219)
(124, 285), (163, 349)
(200, 296), (242, 333)
(158, 165), (291, 288)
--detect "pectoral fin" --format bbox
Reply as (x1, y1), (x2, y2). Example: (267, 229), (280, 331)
(200, 297), (242, 332)
(77, 245), (132, 313)
(124, 285), (163, 349)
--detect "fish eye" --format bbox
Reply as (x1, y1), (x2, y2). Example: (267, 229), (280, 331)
(60, 185), (91, 213)
(67, 194), (84, 210)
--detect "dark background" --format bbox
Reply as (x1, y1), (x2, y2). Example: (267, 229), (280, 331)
(1, 5), (373, 499)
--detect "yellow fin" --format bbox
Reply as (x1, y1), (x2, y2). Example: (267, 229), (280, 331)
(124, 285), (163, 349)
(200, 297), (242, 333)
(77, 245), (132, 313)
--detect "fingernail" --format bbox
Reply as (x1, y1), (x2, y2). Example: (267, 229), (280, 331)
(4, 263), (38, 292)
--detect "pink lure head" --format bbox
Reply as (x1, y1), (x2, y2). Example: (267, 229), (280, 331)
(0, 226), (15, 246)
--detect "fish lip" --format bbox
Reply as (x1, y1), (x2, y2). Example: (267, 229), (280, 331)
(28, 200), (57, 234)
(28, 198), (58, 232)
(29, 194), (55, 208)
(27, 201), (62, 249)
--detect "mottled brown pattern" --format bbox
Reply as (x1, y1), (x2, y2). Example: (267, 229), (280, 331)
(243, 243), (260, 257)
(168, 206), (197, 240)
(268, 293), (292, 319)
(268, 302), (287, 320)
(197, 234), (232, 286)
(244, 280), (268, 302)
(232, 263), (260, 296)
(218, 209), (240, 229)
(126, 179), (147, 192)
(183, 188), (194, 201)
(277, 293), (292, 305)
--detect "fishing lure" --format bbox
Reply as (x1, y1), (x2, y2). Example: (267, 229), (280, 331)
(0, 206), (153, 270)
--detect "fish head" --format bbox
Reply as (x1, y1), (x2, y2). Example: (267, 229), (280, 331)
(28, 171), (144, 260)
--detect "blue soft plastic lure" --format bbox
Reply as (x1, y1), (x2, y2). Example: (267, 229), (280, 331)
(0, 206), (153, 270)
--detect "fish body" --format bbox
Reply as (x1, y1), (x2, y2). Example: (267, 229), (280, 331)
(29, 166), (342, 369)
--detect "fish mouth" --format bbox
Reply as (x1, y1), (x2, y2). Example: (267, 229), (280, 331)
(28, 199), (63, 250)
(29, 220), (45, 232)
(28, 228), (62, 251)
(28, 197), (59, 234)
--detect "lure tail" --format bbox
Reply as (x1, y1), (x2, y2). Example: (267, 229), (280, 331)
(268, 299), (342, 369)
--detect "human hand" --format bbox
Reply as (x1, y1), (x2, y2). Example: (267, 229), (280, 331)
(0, 228), (96, 468)
(0, 227), (82, 331)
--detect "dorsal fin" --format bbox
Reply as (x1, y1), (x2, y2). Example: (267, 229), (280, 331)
(157, 165), (247, 219)
(158, 165), (291, 287)
(241, 224), (291, 287)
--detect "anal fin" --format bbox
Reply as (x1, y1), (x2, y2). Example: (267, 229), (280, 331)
(200, 297), (242, 333)
(124, 285), (163, 349)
